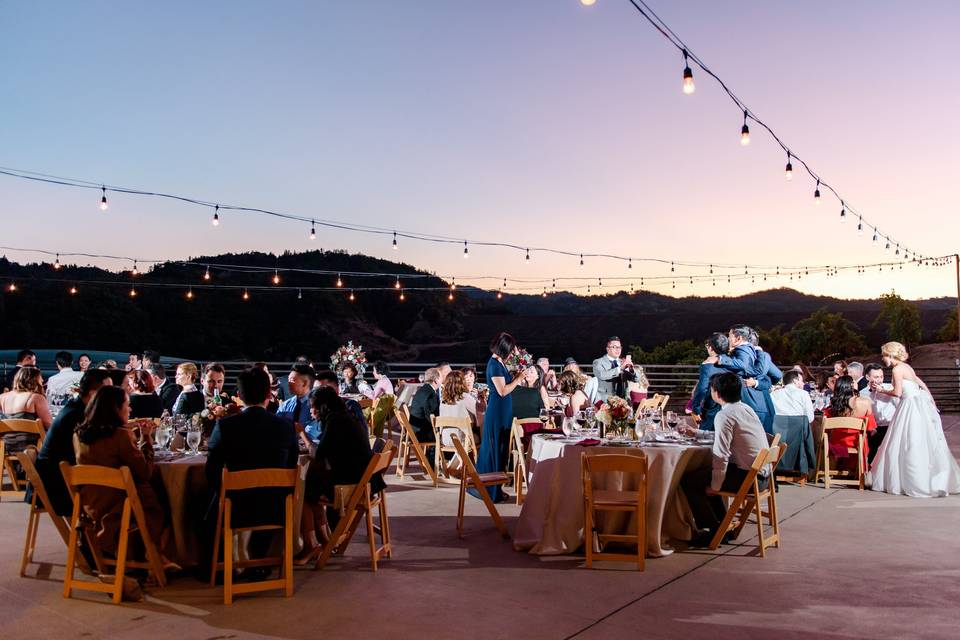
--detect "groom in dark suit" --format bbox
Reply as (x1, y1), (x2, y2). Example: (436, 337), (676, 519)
(691, 333), (729, 430)
(706, 325), (777, 433)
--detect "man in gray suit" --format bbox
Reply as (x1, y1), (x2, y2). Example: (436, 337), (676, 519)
(592, 336), (637, 401)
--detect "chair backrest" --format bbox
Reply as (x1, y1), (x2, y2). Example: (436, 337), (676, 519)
(369, 394), (395, 432)
(822, 416), (867, 433)
(15, 446), (51, 507)
(582, 452), (647, 477)
(340, 442), (396, 511)
(434, 415), (473, 447)
(511, 421), (528, 473)
(358, 398), (374, 410)
(221, 467), (299, 492)
(450, 435), (481, 480)
(59, 461), (129, 491)
(769, 432), (782, 448)
(513, 417), (542, 435)
(654, 394), (670, 411)
(393, 407), (420, 443)
(749, 446), (782, 473)
(0, 418), (46, 441)
(637, 397), (660, 411)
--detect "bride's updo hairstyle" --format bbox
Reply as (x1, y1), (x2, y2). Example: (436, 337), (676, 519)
(881, 341), (909, 362)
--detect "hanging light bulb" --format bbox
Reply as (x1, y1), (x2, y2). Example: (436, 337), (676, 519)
(857, 218), (863, 235)
(69, 284), (78, 295)
(580, 0), (596, 6)
(525, 248), (531, 263)
(628, 257), (633, 269)
(672, 281), (676, 289)
(587, 284), (592, 294)
(309, 221), (316, 241)
(99, 186), (108, 211)
(129, 286), (137, 298)
(463, 241), (469, 259)
(671, 261), (675, 272)
(552, 278), (557, 290)
(399, 289), (405, 301)
(598, 277), (603, 287)
(503, 277), (507, 289)
(204, 266), (211, 281)
(186, 288), (194, 300)
(53, 254), (61, 270)
(448, 291), (454, 301)
(840, 204), (846, 223)
(272, 270), (280, 285)
(885, 238), (891, 251)
(541, 288), (547, 298)
(740, 110), (750, 146)
(682, 49), (695, 94)
(450, 278), (456, 291)
(580, 254), (584, 268)
(349, 290), (355, 301)
(394, 276), (401, 289)
(814, 180), (821, 205)
(243, 289), (250, 300)
(709, 264), (713, 274)
(872, 230), (878, 244)
(392, 232), (398, 250)
(496, 290), (503, 300)
(895, 245), (900, 256)
(7, 282), (17, 292)
(298, 288), (302, 300)
(212, 205), (220, 226)
(132, 260), (139, 276)
(784, 152), (793, 181)
(336, 274), (343, 287)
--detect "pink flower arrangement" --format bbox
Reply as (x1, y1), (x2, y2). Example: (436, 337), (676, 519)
(330, 340), (368, 376)
(504, 348), (534, 373)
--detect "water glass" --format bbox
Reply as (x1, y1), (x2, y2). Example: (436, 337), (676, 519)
(186, 425), (202, 455)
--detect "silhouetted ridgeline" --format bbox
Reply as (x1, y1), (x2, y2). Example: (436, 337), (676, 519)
(0, 251), (954, 363)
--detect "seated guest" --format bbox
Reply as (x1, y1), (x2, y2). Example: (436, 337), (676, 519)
(251, 362), (281, 413)
(860, 363), (898, 463)
(46, 351), (83, 399)
(363, 361), (394, 400)
(816, 371), (837, 400)
(125, 370), (163, 419)
(201, 362), (227, 403)
(77, 353), (92, 373)
(339, 363), (362, 395)
(557, 370), (589, 417)
(277, 364), (315, 436)
(4, 349), (37, 392)
(461, 367), (478, 395)
(313, 370), (367, 437)
(297, 387), (384, 563)
(833, 360), (848, 377)
(537, 357), (558, 393)
(73, 386), (174, 567)
(408, 367), (441, 443)
(681, 372), (770, 546)
(142, 350), (161, 369)
(691, 333), (728, 431)
(440, 370), (478, 429)
(1, 366), (53, 458)
(205, 367), (299, 567)
(33, 369), (113, 516)
(511, 365), (552, 420)
(770, 370), (815, 424)
(171, 362), (204, 415)
(792, 364), (816, 392)
(436, 362), (453, 386)
(824, 375), (876, 471)
(148, 363), (181, 414)
(847, 361), (867, 392)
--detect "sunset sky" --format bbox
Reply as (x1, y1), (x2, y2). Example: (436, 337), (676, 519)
(1, 1), (958, 300)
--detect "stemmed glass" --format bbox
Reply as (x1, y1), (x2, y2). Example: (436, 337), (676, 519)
(539, 408), (550, 429)
(156, 422), (172, 452)
(666, 411), (679, 432)
(186, 424), (202, 456)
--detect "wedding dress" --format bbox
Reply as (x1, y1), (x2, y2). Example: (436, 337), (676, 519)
(868, 379), (960, 497)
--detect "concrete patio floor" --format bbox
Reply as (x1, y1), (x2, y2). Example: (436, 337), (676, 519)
(3, 417), (960, 640)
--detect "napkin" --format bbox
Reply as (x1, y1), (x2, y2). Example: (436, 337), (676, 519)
(576, 438), (601, 447)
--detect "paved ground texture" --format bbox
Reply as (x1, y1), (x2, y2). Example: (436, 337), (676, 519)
(3, 417), (960, 640)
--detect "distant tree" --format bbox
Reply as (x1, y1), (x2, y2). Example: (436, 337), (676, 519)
(631, 340), (703, 365)
(938, 309), (959, 343)
(755, 325), (791, 365)
(872, 292), (922, 348)
(786, 307), (867, 364)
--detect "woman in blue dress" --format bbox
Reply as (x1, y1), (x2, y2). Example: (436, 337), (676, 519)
(474, 332), (530, 501)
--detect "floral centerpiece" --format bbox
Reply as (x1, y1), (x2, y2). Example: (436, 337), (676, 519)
(596, 395), (634, 438)
(330, 341), (368, 378)
(504, 348), (534, 374)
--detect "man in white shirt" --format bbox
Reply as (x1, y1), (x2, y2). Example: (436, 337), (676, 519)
(860, 363), (898, 463)
(681, 372), (770, 546)
(770, 370), (815, 424)
(45, 351), (83, 399)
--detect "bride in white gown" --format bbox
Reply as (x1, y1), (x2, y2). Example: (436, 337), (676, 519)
(868, 342), (960, 497)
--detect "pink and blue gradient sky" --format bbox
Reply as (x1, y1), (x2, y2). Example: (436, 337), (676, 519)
(1, 0), (957, 299)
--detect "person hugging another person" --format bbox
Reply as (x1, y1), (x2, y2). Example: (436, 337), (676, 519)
(691, 333), (729, 431)
(681, 372), (770, 547)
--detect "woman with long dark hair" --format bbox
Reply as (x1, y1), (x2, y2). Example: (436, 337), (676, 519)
(823, 375), (877, 472)
(473, 332), (532, 501)
(73, 386), (171, 567)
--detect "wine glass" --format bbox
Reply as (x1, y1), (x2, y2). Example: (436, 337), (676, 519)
(186, 424), (202, 456)
(666, 411), (679, 431)
(651, 410), (662, 431)
(539, 408), (550, 429)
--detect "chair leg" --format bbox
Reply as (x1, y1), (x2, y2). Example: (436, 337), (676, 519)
(224, 524), (234, 605)
(284, 499), (294, 597)
(21, 507), (39, 576)
(754, 491), (765, 558)
(768, 491), (780, 548)
(209, 506), (223, 586)
(709, 495), (744, 550)
(584, 498), (594, 569)
(379, 493), (392, 558)
(113, 502), (132, 604)
(63, 504), (81, 600)
(477, 484), (508, 538)
(365, 503), (378, 572)
(456, 478), (466, 538)
(823, 445), (831, 489)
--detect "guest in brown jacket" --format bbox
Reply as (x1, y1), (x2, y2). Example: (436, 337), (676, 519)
(73, 386), (169, 564)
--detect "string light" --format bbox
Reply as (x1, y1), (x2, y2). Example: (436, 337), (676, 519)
(336, 273), (343, 287)
(186, 288), (194, 300)
(349, 289), (355, 301)
(310, 221), (316, 241)
(212, 205), (220, 226)
(204, 266), (211, 281)
(541, 288), (547, 298)
(53, 254), (61, 270)
(682, 49), (695, 94)
(463, 241), (469, 259)
(272, 269), (280, 285)
(580, 254), (584, 268)
(399, 289), (405, 301)
(394, 276), (401, 289)
(670, 261), (674, 272)
(784, 152), (793, 181)
(129, 285), (137, 297)
(131, 260), (139, 276)
(740, 110), (750, 146)
(243, 289), (250, 300)
(450, 277), (456, 291)
(99, 186), (108, 211)
(857, 217), (863, 235)
(840, 203), (846, 223)
(525, 248), (531, 263)
(872, 230), (878, 244)
(392, 232), (398, 250)
(298, 288), (302, 300)
(69, 284), (77, 295)
(7, 282), (16, 292)
(628, 257), (633, 269)
(496, 289), (503, 300)
(580, 0), (596, 6)
(448, 291), (454, 301)
(814, 180), (821, 205)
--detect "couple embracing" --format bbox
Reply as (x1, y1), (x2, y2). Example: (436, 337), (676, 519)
(692, 324), (780, 433)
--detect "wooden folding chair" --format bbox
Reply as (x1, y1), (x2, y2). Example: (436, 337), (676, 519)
(316, 441), (395, 572)
(16, 447), (91, 576)
(393, 407), (438, 486)
(209, 466), (301, 604)
(432, 415), (475, 483)
(60, 462), (167, 604)
(1, 418), (46, 500)
(581, 452), (647, 570)
(509, 419), (532, 505)
(654, 394), (670, 412)
(451, 435), (510, 539)
(368, 394), (395, 439)
(814, 416), (868, 490)
(636, 397), (660, 413)
(708, 443), (784, 557)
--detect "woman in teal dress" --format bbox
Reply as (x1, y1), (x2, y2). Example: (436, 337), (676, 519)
(474, 332), (529, 501)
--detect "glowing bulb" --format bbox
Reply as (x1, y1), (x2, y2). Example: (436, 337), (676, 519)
(310, 222), (316, 241)
(243, 289), (250, 300)
(129, 286), (137, 298)
(99, 187), (108, 211)
(53, 254), (61, 270)
(448, 292), (454, 301)
(785, 155), (793, 181)
(392, 232), (398, 250)
(740, 112), (751, 146)
(132, 261), (139, 276)
(463, 241), (469, 259)
(349, 290), (355, 301)
(69, 285), (77, 295)
(186, 288), (194, 300)
(272, 270), (280, 285)
(580, 0), (596, 5)
(298, 288), (302, 300)
(204, 267), (211, 281)
(496, 290), (503, 299)
(399, 290), (405, 301)
(8, 282), (16, 292)
(542, 289), (547, 298)
(336, 274), (343, 287)
(682, 66), (695, 94)
(394, 277), (401, 289)
(212, 205), (220, 226)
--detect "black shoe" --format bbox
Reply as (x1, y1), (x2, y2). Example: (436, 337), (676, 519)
(688, 530), (714, 548)
(238, 567), (271, 582)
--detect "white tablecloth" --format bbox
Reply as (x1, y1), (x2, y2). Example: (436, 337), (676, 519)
(513, 436), (711, 557)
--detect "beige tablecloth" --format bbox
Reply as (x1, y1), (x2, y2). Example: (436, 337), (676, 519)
(513, 436), (711, 557)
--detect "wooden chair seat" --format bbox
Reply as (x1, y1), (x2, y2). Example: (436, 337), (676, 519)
(582, 452), (647, 571)
(1, 418), (46, 500)
(508, 418), (539, 504)
(209, 466), (302, 604)
(432, 415), (475, 484)
(316, 441), (395, 572)
(451, 435), (510, 539)
(814, 416), (868, 490)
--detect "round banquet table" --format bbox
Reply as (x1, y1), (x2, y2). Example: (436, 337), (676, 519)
(512, 435), (712, 557)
